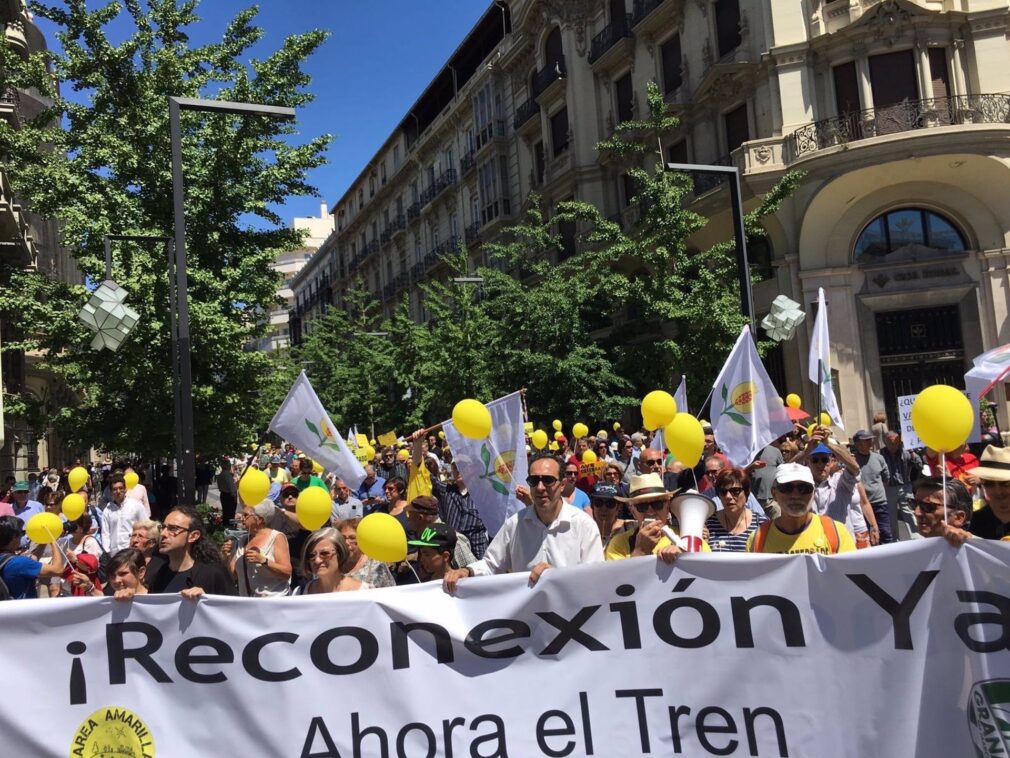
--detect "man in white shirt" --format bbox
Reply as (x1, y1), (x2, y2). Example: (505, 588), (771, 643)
(100, 474), (148, 552)
(443, 455), (603, 591)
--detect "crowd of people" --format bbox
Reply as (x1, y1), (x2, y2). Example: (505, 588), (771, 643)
(0, 412), (1007, 601)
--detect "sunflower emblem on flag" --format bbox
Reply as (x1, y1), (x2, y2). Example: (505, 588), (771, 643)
(479, 444), (515, 496)
(304, 417), (342, 450)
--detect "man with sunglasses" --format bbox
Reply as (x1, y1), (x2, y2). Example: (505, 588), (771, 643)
(636, 448), (681, 493)
(748, 463), (855, 554)
(912, 476), (972, 545)
(801, 428), (872, 544)
(442, 455), (602, 592)
(967, 445), (1010, 540)
(606, 473), (701, 561)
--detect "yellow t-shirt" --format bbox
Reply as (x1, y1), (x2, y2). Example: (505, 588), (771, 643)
(746, 515), (856, 555)
(270, 468), (290, 485)
(605, 525), (711, 559)
(407, 461), (432, 502)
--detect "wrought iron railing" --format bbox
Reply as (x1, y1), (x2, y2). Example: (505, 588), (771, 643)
(589, 14), (633, 63)
(407, 201), (421, 222)
(632, 0), (665, 26)
(465, 223), (481, 245)
(461, 149), (476, 174)
(691, 154), (734, 195)
(420, 168), (457, 206)
(514, 97), (540, 129)
(789, 94), (1010, 160)
(532, 56), (566, 99)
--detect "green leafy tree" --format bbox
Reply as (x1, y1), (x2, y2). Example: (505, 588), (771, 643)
(0, 0), (330, 457)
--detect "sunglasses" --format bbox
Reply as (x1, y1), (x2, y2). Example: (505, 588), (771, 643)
(640, 458), (663, 467)
(914, 499), (946, 514)
(810, 456), (832, 464)
(591, 499), (618, 508)
(634, 500), (668, 512)
(563, 470), (578, 478)
(776, 482), (813, 495)
(717, 486), (745, 496)
(527, 475), (559, 487)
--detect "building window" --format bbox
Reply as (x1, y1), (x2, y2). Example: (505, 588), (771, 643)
(380, 161), (387, 184)
(550, 107), (569, 157)
(724, 103), (749, 153)
(621, 173), (636, 208)
(748, 235), (773, 280)
(615, 72), (634, 123)
(667, 139), (688, 165)
(715, 0), (741, 59)
(661, 35), (683, 94)
(534, 140), (545, 185)
(853, 208), (967, 264)
(393, 145), (401, 170)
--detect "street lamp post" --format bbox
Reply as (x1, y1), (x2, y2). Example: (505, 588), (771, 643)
(666, 162), (754, 332)
(104, 234), (182, 501)
(168, 96), (296, 505)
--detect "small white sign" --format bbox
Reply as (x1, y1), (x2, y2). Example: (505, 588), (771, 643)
(898, 388), (982, 450)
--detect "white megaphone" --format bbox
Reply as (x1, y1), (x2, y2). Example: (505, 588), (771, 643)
(667, 490), (716, 552)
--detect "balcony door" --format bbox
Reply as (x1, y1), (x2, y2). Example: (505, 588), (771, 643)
(869, 50), (918, 135)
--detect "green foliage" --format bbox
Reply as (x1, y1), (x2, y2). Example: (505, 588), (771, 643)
(0, 0), (331, 456)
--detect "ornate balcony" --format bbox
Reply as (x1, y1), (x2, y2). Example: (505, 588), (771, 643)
(589, 14), (632, 65)
(788, 94), (1010, 161)
(384, 213), (406, 239)
(407, 200), (421, 222)
(632, 0), (665, 27)
(513, 97), (540, 130)
(464, 223), (481, 246)
(690, 154), (734, 195)
(420, 168), (457, 207)
(461, 149), (477, 176)
(532, 56), (566, 100)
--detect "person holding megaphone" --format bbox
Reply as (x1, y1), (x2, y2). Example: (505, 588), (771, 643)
(606, 474), (712, 562)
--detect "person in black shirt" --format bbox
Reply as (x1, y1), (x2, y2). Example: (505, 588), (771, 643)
(968, 446), (1010, 541)
(144, 506), (235, 597)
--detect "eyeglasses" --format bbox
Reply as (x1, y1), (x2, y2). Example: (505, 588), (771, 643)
(527, 475), (559, 487)
(776, 482), (814, 495)
(591, 499), (618, 508)
(914, 499), (946, 514)
(718, 487), (745, 496)
(635, 501), (668, 512)
(162, 524), (193, 536)
(705, 470), (723, 478)
(563, 470), (578, 478)
(308, 550), (337, 561)
(982, 480), (1010, 490)
(640, 458), (663, 468)
(810, 456), (832, 464)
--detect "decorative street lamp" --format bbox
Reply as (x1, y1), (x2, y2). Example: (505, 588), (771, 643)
(169, 96), (295, 506)
(761, 294), (806, 343)
(77, 280), (140, 351)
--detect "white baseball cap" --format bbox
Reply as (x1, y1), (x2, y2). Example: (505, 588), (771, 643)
(774, 462), (814, 487)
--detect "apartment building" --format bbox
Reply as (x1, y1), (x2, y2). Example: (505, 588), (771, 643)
(294, 0), (1010, 430)
(1, 0), (83, 474)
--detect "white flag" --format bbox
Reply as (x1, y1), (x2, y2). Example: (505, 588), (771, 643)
(808, 287), (844, 429)
(674, 376), (688, 415)
(711, 327), (794, 467)
(346, 428), (357, 449)
(443, 391), (528, 537)
(269, 371), (366, 489)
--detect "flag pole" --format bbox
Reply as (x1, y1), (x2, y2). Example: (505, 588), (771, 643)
(816, 361), (823, 424)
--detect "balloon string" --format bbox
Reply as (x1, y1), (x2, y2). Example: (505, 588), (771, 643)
(941, 451), (948, 524)
(406, 561), (422, 584)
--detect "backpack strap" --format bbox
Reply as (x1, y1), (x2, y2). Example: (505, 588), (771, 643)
(752, 520), (773, 553)
(818, 514), (840, 553)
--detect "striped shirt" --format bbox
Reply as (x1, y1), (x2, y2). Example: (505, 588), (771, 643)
(433, 481), (490, 559)
(705, 512), (767, 553)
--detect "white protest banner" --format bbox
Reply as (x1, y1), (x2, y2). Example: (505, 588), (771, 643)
(711, 327), (793, 466)
(2, 541), (1009, 756)
(269, 371), (366, 489)
(898, 393), (923, 449)
(443, 391), (528, 537)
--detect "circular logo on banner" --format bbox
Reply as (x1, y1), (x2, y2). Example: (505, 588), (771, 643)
(70, 706), (155, 757)
(968, 679), (1010, 757)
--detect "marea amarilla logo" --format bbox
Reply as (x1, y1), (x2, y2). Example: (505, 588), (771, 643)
(968, 679), (1010, 757)
(478, 444), (515, 496)
(718, 381), (755, 426)
(71, 706), (155, 757)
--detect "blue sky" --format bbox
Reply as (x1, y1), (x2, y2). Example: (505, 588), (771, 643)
(34, 1), (490, 224)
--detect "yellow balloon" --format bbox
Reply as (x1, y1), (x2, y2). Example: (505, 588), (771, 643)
(641, 390), (678, 431)
(357, 512), (407, 563)
(312, 461), (323, 474)
(238, 468), (270, 507)
(613, 422), (621, 431)
(665, 413), (705, 465)
(554, 431), (564, 441)
(819, 412), (833, 427)
(296, 486), (332, 531)
(597, 430), (608, 440)
(438, 431), (445, 440)
(26, 512), (63, 545)
(549, 441), (560, 451)
(452, 399), (492, 440)
(911, 384), (974, 453)
(397, 448), (410, 462)
(531, 429), (548, 449)
(552, 419), (563, 432)
(61, 493), (86, 521)
(369, 439), (377, 446)
(581, 450), (597, 465)
(124, 471), (139, 490)
(572, 422), (589, 440)
(68, 466), (89, 493)
(363, 445), (376, 461)
(786, 393), (802, 409)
